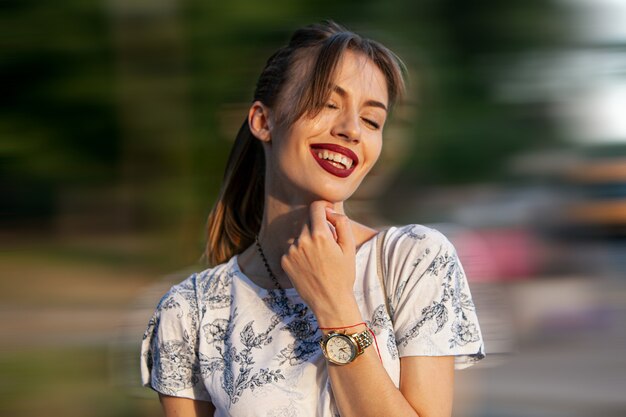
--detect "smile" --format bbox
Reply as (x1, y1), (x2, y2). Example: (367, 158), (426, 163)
(310, 144), (359, 178)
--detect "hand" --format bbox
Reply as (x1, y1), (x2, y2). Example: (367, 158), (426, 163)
(280, 201), (357, 320)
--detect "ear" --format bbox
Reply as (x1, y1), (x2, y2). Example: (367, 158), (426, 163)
(248, 101), (273, 143)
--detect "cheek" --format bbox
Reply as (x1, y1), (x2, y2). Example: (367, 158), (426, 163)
(365, 137), (383, 167)
(307, 114), (331, 134)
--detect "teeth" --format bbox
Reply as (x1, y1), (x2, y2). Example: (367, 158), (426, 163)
(315, 148), (354, 169)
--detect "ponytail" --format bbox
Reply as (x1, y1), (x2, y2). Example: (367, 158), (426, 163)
(205, 120), (265, 266)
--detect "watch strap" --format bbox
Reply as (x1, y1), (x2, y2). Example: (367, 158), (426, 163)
(352, 328), (374, 354)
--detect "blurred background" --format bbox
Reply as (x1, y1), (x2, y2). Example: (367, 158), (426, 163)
(2, 0), (626, 416)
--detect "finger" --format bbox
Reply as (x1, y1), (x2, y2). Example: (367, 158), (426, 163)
(327, 221), (337, 241)
(293, 222), (311, 248)
(300, 222), (311, 240)
(325, 208), (355, 253)
(309, 201), (334, 237)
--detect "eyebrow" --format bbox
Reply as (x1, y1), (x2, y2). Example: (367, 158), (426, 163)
(332, 85), (388, 112)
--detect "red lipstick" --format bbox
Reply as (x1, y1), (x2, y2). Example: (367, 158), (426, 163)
(310, 143), (359, 178)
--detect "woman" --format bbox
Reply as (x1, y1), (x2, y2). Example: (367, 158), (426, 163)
(141, 21), (485, 417)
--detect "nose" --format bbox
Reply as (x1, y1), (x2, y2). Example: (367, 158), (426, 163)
(331, 108), (361, 143)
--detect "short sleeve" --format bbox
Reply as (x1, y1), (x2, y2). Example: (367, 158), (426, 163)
(384, 225), (485, 369)
(140, 274), (212, 401)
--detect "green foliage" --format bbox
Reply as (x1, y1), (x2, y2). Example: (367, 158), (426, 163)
(1, 0), (569, 225)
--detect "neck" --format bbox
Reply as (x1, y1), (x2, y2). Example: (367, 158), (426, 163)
(259, 195), (344, 260)
(238, 194), (344, 289)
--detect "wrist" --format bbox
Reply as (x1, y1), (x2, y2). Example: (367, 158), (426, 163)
(319, 321), (368, 336)
(313, 298), (364, 332)
(319, 325), (376, 365)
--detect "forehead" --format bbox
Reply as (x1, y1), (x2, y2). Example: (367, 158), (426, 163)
(332, 51), (389, 105)
(274, 47), (390, 126)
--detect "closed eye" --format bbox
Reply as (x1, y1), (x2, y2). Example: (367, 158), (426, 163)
(325, 102), (339, 110)
(362, 118), (380, 130)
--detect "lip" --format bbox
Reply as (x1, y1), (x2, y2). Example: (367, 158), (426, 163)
(310, 143), (359, 178)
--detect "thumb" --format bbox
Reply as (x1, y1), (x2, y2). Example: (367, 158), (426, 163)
(325, 208), (355, 253)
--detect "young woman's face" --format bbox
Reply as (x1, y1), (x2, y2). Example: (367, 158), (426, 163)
(265, 50), (389, 205)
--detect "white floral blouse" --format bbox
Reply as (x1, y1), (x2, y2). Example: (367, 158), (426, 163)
(141, 224), (485, 416)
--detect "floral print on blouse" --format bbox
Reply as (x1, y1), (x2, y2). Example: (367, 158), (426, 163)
(141, 224), (485, 416)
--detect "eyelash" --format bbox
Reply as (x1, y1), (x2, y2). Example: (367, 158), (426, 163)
(363, 118), (380, 130)
(325, 102), (381, 130)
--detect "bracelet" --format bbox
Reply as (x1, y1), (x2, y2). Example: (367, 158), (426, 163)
(318, 321), (366, 331)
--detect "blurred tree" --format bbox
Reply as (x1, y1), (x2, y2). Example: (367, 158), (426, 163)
(391, 0), (571, 186)
(1, 0), (119, 228)
(1, 0), (571, 252)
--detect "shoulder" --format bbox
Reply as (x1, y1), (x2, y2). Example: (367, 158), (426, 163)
(142, 260), (236, 346)
(382, 224), (455, 262)
(381, 225), (485, 367)
(157, 258), (237, 313)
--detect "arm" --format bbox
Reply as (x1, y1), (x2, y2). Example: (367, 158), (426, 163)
(318, 300), (455, 417)
(327, 333), (455, 417)
(140, 277), (216, 416)
(400, 356), (455, 417)
(159, 394), (215, 417)
(281, 202), (456, 417)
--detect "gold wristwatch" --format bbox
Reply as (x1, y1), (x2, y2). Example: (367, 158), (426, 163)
(319, 329), (374, 365)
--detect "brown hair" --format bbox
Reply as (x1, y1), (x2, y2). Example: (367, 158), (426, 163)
(205, 21), (406, 265)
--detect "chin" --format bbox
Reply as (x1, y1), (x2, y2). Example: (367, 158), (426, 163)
(311, 186), (358, 204)
(268, 172), (362, 205)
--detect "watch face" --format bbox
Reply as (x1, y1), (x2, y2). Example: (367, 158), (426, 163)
(325, 334), (357, 365)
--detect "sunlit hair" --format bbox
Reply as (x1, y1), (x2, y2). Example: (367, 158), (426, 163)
(205, 21), (406, 266)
